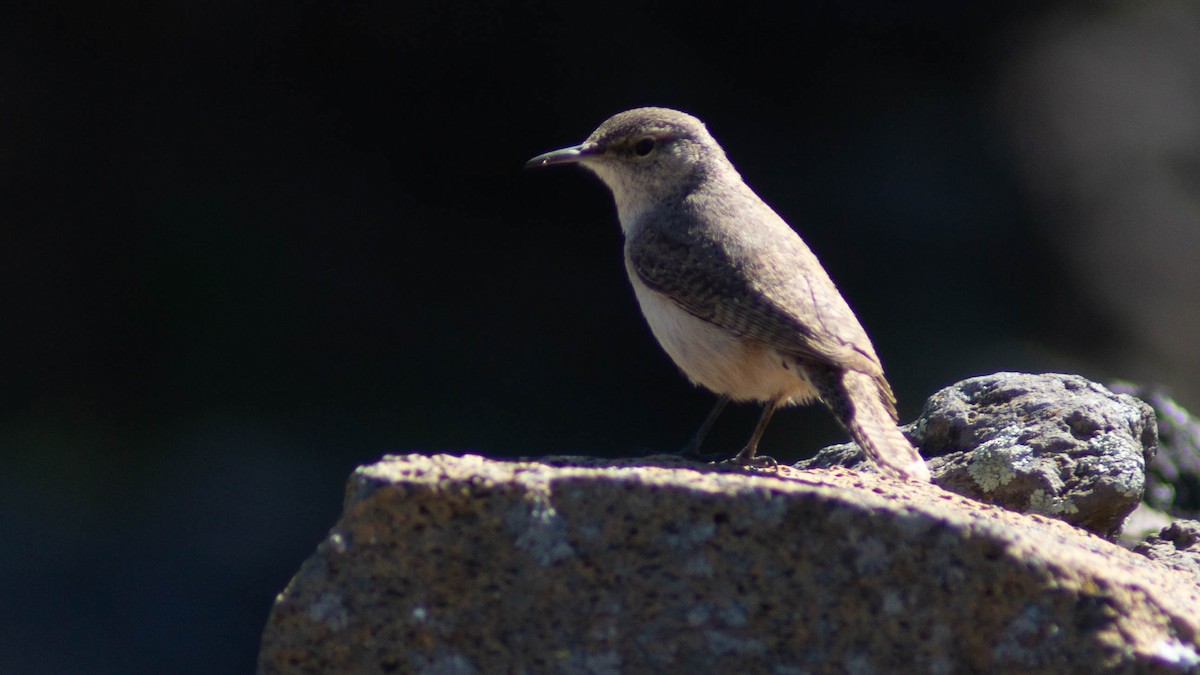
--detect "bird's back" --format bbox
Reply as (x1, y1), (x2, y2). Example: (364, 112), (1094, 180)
(627, 174), (886, 380)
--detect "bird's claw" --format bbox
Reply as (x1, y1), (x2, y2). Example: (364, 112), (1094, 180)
(724, 449), (778, 469)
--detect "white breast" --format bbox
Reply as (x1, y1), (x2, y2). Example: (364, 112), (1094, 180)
(625, 265), (819, 406)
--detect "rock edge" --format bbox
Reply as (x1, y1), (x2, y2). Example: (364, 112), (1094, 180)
(259, 453), (1200, 674)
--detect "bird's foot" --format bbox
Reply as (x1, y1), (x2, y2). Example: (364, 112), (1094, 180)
(724, 447), (778, 469)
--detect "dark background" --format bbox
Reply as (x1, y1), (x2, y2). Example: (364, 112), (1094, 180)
(4, 2), (1198, 672)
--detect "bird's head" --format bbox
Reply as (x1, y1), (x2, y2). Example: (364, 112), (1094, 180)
(526, 107), (732, 225)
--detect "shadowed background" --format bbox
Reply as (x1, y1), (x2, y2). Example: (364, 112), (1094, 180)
(3, 1), (1198, 672)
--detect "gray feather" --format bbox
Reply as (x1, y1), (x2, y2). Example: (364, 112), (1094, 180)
(626, 190), (885, 379)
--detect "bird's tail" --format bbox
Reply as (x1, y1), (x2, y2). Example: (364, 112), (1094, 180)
(811, 365), (931, 482)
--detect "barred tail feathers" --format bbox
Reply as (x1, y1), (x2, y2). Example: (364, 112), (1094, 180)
(811, 365), (931, 482)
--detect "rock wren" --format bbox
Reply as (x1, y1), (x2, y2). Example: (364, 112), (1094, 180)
(526, 107), (931, 482)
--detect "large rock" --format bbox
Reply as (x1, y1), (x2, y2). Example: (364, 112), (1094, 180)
(259, 454), (1200, 674)
(800, 373), (1157, 539)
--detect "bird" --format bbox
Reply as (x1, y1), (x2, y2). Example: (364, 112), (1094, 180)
(525, 107), (930, 482)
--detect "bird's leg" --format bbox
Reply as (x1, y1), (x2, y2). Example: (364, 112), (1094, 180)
(678, 394), (729, 459)
(731, 399), (780, 467)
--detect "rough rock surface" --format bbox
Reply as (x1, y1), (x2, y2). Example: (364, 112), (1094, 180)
(1122, 503), (1179, 549)
(1110, 383), (1200, 520)
(799, 373), (1157, 539)
(259, 453), (1200, 674)
(1136, 520), (1200, 584)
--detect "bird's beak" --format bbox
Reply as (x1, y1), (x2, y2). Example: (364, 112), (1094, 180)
(524, 142), (599, 169)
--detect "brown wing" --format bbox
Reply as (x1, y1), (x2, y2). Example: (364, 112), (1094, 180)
(627, 221), (885, 379)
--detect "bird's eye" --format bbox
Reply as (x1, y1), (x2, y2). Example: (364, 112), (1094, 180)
(634, 137), (656, 157)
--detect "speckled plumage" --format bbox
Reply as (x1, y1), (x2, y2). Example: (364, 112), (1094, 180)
(527, 107), (930, 482)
